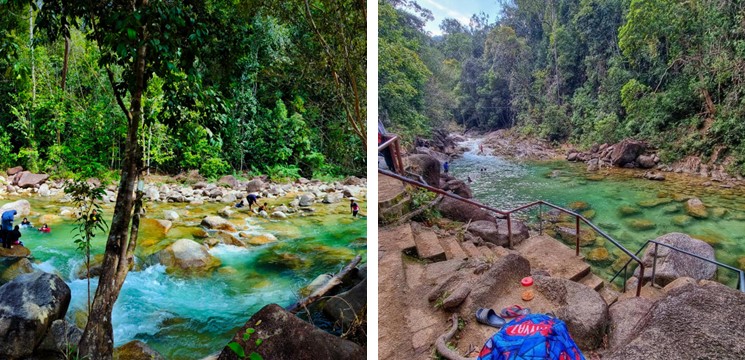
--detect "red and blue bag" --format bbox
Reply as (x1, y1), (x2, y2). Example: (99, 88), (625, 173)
(477, 314), (585, 360)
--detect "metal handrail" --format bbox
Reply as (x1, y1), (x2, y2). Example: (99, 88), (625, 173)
(378, 168), (645, 297)
(611, 239), (745, 292)
(378, 134), (405, 175)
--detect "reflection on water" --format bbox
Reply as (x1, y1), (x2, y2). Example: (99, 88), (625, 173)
(452, 139), (745, 286)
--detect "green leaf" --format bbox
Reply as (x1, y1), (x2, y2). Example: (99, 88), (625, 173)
(248, 352), (263, 360)
(226, 342), (245, 358)
(255, 338), (263, 346)
(127, 28), (137, 40)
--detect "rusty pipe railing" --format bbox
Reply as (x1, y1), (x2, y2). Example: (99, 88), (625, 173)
(611, 239), (745, 293)
(378, 168), (645, 297)
(378, 134), (405, 175)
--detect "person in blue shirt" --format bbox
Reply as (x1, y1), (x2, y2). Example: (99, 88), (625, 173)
(443, 161), (449, 174)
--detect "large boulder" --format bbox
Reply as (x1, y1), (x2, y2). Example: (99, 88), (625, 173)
(534, 275), (609, 350)
(634, 232), (716, 286)
(6, 166), (23, 176)
(610, 139), (645, 167)
(217, 304), (365, 360)
(299, 194), (315, 207)
(114, 340), (165, 360)
(154, 239), (221, 273)
(0, 272), (71, 358)
(217, 175), (239, 188)
(163, 210), (179, 221)
(605, 282), (745, 359)
(323, 278), (367, 329)
(323, 192), (344, 204)
(37, 319), (82, 354)
(442, 179), (473, 199)
(245, 179), (264, 192)
(636, 154), (656, 169)
(436, 197), (495, 223)
(201, 216), (236, 232)
(406, 154), (441, 187)
(0, 200), (31, 217)
(15, 171), (50, 188)
(468, 219), (528, 247)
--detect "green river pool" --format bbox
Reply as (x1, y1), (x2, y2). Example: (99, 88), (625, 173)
(1, 196), (367, 359)
(451, 140), (745, 287)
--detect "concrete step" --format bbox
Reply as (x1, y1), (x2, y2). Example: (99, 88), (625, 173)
(578, 272), (604, 291)
(380, 223), (416, 253)
(413, 229), (446, 262)
(438, 236), (468, 261)
(515, 235), (590, 282)
(461, 241), (483, 259)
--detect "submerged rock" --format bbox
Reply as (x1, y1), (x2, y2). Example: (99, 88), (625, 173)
(671, 215), (693, 226)
(568, 201), (590, 211)
(0, 272), (71, 358)
(637, 198), (672, 208)
(618, 205), (641, 217)
(586, 247), (610, 262)
(626, 218), (656, 231)
(245, 234), (278, 246)
(685, 198), (708, 219)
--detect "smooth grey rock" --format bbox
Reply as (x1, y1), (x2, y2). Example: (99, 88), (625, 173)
(634, 232), (716, 286)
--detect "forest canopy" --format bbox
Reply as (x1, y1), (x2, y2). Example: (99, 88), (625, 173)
(378, 0), (745, 175)
(0, 0), (366, 181)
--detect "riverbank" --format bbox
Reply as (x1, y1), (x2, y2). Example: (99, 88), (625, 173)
(0, 170), (367, 359)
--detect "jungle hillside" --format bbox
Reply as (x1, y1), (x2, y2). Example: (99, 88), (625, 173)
(1, 0), (366, 182)
(379, 0), (745, 175)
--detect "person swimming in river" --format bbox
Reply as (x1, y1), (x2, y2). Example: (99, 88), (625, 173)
(21, 217), (31, 227)
(38, 223), (50, 233)
(258, 202), (268, 213)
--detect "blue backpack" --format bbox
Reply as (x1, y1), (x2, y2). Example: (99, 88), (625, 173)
(477, 314), (585, 360)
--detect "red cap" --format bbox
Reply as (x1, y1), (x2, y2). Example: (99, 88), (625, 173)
(521, 276), (533, 287)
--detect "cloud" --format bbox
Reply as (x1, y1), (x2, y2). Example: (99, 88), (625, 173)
(419, 0), (472, 25)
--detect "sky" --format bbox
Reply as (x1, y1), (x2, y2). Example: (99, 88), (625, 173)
(417, 0), (503, 36)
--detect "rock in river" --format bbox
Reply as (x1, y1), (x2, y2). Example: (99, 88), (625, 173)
(634, 232), (716, 286)
(0, 272), (71, 359)
(154, 239), (221, 273)
(201, 216), (236, 232)
(685, 198), (708, 219)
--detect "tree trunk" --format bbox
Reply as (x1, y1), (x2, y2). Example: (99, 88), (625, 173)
(29, 5), (35, 105)
(61, 32), (70, 90)
(77, 5), (148, 356)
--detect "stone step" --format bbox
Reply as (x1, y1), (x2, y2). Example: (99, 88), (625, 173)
(578, 272), (604, 291)
(515, 235), (590, 282)
(478, 246), (497, 261)
(461, 241), (483, 259)
(380, 223), (416, 253)
(413, 229), (446, 262)
(438, 236), (468, 261)
(599, 286), (621, 306)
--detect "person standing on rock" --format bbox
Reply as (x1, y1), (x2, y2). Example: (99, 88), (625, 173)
(443, 161), (449, 174)
(1, 210), (17, 249)
(350, 198), (360, 217)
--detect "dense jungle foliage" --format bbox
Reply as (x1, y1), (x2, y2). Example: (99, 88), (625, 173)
(379, 0), (745, 174)
(0, 0), (366, 181)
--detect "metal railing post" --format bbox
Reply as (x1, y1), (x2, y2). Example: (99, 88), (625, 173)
(651, 243), (658, 288)
(740, 272), (745, 292)
(636, 264), (645, 297)
(575, 216), (580, 257)
(538, 204), (543, 235)
(623, 265), (627, 293)
(507, 213), (513, 249)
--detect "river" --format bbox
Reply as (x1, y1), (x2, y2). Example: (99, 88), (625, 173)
(5, 195), (366, 359)
(450, 139), (745, 287)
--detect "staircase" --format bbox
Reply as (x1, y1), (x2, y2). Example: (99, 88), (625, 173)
(379, 174), (411, 225)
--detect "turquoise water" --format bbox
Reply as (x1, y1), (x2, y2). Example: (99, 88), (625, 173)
(4, 197), (366, 359)
(451, 141), (745, 287)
